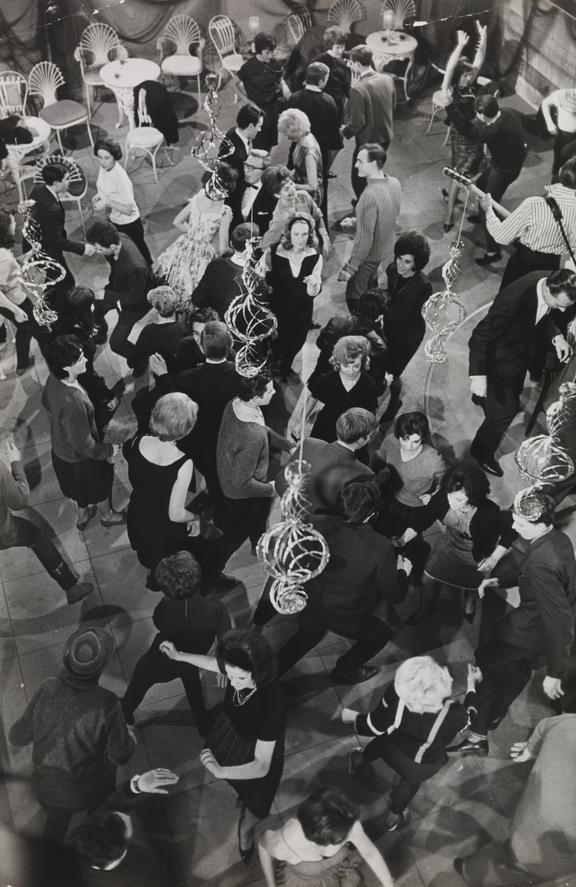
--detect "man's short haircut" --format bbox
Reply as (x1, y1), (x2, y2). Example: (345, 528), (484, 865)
(70, 811), (127, 869)
(305, 62), (330, 86)
(236, 371), (272, 402)
(41, 163), (67, 185)
(230, 222), (259, 252)
(254, 32), (277, 54)
(201, 321), (233, 359)
(85, 220), (119, 247)
(336, 408), (377, 444)
(359, 142), (387, 168)
(261, 165), (293, 197)
(349, 45), (374, 68)
(546, 268), (576, 301)
(338, 478), (382, 524)
(236, 104), (263, 129)
(323, 26), (347, 50)
(474, 94), (499, 118)
(155, 550), (202, 599)
(559, 156), (576, 190)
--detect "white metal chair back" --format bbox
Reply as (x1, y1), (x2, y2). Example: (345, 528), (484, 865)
(125, 91), (165, 183)
(162, 15), (202, 56)
(381, 0), (416, 30)
(0, 71), (28, 119)
(326, 0), (366, 32)
(209, 15), (238, 61)
(78, 22), (120, 67)
(286, 13), (306, 45)
(28, 61), (64, 108)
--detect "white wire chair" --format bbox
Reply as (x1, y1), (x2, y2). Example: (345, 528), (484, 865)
(28, 62), (94, 153)
(125, 90), (165, 183)
(208, 15), (245, 94)
(381, 0), (416, 31)
(33, 153), (88, 234)
(73, 22), (122, 117)
(157, 15), (205, 107)
(0, 71), (28, 119)
(326, 0), (366, 33)
(276, 7), (312, 47)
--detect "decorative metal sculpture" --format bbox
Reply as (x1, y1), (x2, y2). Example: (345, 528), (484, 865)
(423, 240), (467, 363)
(515, 381), (576, 485)
(18, 201), (64, 328)
(189, 70), (233, 194)
(256, 457), (330, 615)
(224, 238), (277, 377)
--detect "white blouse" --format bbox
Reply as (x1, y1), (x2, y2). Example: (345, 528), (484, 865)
(96, 163), (140, 225)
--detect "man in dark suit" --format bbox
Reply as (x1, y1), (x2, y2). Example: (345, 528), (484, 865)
(312, 27), (351, 118)
(468, 269), (575, 476)
(85, 220), (153, 364)
(220, 104), (264, 229)
(452, 488), (576, 758)
(237, 32), (289, 152)
(27, 163), (96, 314)
(276, 407), (377, 512)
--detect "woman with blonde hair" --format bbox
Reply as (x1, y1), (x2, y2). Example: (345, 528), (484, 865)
(127, 285), (186, 375)
(278, 108), (323, 207)
(341, 656), (482, 831)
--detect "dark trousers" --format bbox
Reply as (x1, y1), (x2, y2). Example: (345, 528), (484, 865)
(477, 164), (523, 253)
(499, 244), (560, 292)
(552, 130), (576, 182)
(0, 298), (50, 369)
(122, 644), (208, 727)
(208, 495), (272, 579)
(0, 516), (77, 593)
(363, 738), (442, 814)
(471, 638), (537, 736)
(270, 303), (313, 374)
(471, 380), (522, 458)
(345, 259), (379, 314)
(114, 218), (152, 266)
(98, 300), (148, 360)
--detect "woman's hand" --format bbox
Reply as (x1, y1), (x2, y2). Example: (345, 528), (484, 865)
(456, 29), (469, 48)
(303, 273), (321, 297)
(477, 577), (499, 599)
(419, 493), (432, 505)
(475, 20), (487, 39)
(160, 641), (181, 661)
(337, 265), (353, 282)
(340, 706), (358, 724)
(149, 353), (168, 376)
(11, 305), (28, 324)
(200, 749), (224, 778)
(187, 518), (201, 537)
(510, 741), (532, 763)
(137, 769), (180, 794)
(92, 194), (107, 212)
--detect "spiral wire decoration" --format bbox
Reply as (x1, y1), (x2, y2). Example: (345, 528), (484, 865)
(423, 239), (467, 363)
(190, 71), (234, 196)
(18, 200), (64, 328)
(515, 381), (576, 486)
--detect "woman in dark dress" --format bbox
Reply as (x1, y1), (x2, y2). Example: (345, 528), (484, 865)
(382, 232), (432, 421)
(123, 392), (202, 588)
(341, 655), (482, 831)
(264, 213), (322, 380)
(161, 628), (286, 864)
(127, 285), (187, 375)
(292, 335), (378, 443)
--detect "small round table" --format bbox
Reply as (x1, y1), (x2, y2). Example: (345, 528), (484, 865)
(5, 116), (52, 202)
(365, 30), (418, 101)
(100, 58), (161, 129)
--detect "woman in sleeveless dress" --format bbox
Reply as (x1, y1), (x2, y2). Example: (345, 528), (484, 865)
(258, 787), (394, 887)
(153, 162), (238, 304)
(123, 392), (203, 588)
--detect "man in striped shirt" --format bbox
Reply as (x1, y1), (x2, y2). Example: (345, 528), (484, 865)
(479, 156), (576, 290)
(541, 87), (576, 182)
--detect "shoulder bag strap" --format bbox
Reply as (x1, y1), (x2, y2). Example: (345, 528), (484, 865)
(545, 196), (576, 266)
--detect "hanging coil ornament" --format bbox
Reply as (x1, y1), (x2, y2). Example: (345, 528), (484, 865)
(256, 458), (330, 615)
(224, 238), (277, 377)
(423, 240), (467, 363)
(18, 201), (64, 328)
(515, 381), (576, 485)
(190, 71), (234, 196)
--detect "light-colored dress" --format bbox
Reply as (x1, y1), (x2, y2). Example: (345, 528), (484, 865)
(153, 192), (232, 301)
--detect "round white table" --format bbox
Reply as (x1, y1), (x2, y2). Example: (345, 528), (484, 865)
(100, 58), (161, 129)
(365, 30), (418, 101)
(5, 116), (52, 202)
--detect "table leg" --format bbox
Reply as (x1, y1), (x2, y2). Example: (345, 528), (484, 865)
(108, 86), (134, 129)
(403, 56), (415, 102)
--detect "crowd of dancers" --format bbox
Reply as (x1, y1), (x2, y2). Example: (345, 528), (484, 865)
(2, 20), (576, 887)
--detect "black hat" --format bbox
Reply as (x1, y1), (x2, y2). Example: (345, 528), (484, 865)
(63, 627), (114, 678)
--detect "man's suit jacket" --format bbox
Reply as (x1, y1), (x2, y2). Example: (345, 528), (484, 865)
(468, 271), (563, 392)
(287, 89), (342, 154)
(105, 234), (153, 314)
(275, 437), (373, 512)
(342, 70), (394, 148)
(221, 127), (249, 229)
(28, 183), (85, 263)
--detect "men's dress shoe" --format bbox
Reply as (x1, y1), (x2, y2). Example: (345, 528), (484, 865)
(454, 857), (466, 876)
(476, 453), (503, 477)
(212, 573), (240, 592)
(66, 581), (95, 605)
(448, 738), (489, 756)
(330, 665), (379, 685)
(16, 356), (35, 375)
(349, 748), (365, 774)
(382, 808), (408, 832)
(475, 251), (502, 266)
(327, 171), (337, 179)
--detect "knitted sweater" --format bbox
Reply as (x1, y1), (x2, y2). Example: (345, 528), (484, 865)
(348, 177), (401, 271)
(42, 375), (112, 463)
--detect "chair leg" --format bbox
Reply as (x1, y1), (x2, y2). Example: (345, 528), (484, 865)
(86, 85), (92, 119)
(85, 120), (94, 148)
(150, 148), (159, 183)
(425, 107), (437, 136)
(56, 130), (64, 154)
(77, 199), (86, 236)
(196, 74), (201, 109)
(443, 124), (451, 147)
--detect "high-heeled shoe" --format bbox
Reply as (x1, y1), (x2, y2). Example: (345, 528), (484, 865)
(237, 809), (254, 865)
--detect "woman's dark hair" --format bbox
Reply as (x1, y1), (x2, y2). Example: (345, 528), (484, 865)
(394, 231), (431, 271)
(297, 788), (359, 845)
(474, 94), (499, 118)
(317, 314), (356, 352)
(261, 165), (293, 197)
(155, 551), (202, 599)
(323, 26), (347, 50)
(357, 287), (388, 321)
(339, 478), (382, 524)
(85, 220), (119, 248)
(279, 213), (318, 250)
(94, 139), (122, 161)
(70, 811), (128, 868)
(254, 32), (277, 54)
(181, 305), (220, 334)
(46, 334), (83, 379)
(230, 222), (259, 252)
(236, 371), (272, 402)
(394, 411), (431, 443)
(215, 161), (239, 196)
(441, 459), (490, 506)
(67, 286), (96, 332)
(0, 208), (15, 248)
(216, 629), (277, 687)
